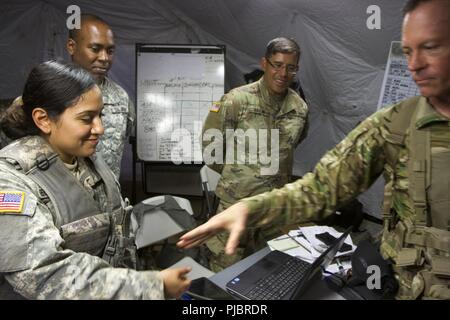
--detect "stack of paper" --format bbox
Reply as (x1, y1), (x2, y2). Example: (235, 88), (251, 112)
(267, 226), (355, 275)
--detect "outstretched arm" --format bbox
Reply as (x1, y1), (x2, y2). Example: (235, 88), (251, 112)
(179, 109), (388, 255)
(177, 202), (249, 254)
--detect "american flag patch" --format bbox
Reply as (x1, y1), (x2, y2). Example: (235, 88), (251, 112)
(210, 101), (221, 113)
(0, 191), (25, 213)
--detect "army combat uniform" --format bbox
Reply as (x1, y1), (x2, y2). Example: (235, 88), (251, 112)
(0, 136), (164, 299)
(242, 96), (450, 299)
(97, 77), (135, 179)
(202, 78), (308, 271)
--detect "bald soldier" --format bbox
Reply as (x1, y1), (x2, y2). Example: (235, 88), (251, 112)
(201, 37), (309, 271)
(67, 14), (135, 179)
(180, 0), (450, 299)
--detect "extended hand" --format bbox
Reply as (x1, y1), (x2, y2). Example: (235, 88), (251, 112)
(177, 201), (249, 254)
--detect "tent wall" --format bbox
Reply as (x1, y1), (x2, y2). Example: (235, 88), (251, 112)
(0, 0), (406, 217)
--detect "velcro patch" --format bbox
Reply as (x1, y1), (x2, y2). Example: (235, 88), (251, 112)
(0, 191), (36, 217)
(210, 101), (222, 113)
(0, 191), (25, 213)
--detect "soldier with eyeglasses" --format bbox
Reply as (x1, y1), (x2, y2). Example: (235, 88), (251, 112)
(201, 37), (309, 272)
(182, 0), (450, 299)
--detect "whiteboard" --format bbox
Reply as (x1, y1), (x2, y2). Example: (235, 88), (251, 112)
(136, 44), (225, 162)
(377, 41), (420, 110)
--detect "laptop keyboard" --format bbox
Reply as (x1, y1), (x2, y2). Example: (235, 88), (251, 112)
(246, 257), (310, 300)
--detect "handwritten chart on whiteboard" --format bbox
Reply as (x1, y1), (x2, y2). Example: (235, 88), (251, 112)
(377, 41), (420, 110)
(136, 45), (225, 162)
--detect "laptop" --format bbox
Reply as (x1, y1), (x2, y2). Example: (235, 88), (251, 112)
(225, 227), (352, 300)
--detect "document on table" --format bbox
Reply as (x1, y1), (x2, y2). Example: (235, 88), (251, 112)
(267, 226), (356, 275)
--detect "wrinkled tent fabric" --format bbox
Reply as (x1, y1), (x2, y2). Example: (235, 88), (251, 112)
(0, 0), (405, 217)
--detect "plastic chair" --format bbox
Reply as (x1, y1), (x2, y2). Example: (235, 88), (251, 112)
(130, 195), (194, 248)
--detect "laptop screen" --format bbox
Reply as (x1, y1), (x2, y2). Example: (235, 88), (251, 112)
(289, 226), (352, 299)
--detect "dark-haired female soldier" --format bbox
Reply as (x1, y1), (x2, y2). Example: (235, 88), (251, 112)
(0, 61), (191, 299)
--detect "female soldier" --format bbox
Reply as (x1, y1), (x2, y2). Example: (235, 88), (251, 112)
(0, 60), (191, 299)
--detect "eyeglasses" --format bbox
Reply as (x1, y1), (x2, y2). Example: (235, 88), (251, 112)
(266, 58), (298, 75)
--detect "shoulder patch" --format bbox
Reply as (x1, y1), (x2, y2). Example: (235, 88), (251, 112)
(0, 191), (35, 217)
(210, 101), (222, 113)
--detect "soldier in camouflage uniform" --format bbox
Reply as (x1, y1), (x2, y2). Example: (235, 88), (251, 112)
(0, 61), (190, 299)
(202, 37), (308, 271)
(179, 0), (450, 299)
(67, 14), (134, 179)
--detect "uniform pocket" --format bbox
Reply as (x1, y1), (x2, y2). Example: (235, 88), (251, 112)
(277, 112), (306, 146)
(101, 104), (128, 151)
(60, 212), (111, 256)
(239, 107), (272, 130)
(428, 149), (450, 229)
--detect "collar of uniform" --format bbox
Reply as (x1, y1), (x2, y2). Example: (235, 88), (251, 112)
(258, 78), (285, 113)
(83, 157), (103, 186)
(415, 96), (450, 129)
(64, 158), (79, 172)
(97, 76), (110, 90)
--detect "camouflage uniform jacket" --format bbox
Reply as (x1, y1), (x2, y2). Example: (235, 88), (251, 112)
(202, 78), (308, 205)
(97, 77), (135, 179)
(243, 96), (450, 299)
(0, 136), (163, 300)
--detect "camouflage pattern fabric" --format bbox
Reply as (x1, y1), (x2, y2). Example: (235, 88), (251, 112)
(206, 201), (245, 272)
(65, 158), (108, 209)
(0, 137), (164, 300)
(206, 201), (283, 272)
(242, 96), (450, 299)
(202, 78), (308, 270)
(202, 77), (308, 205)
(97, 77), (135, 179)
